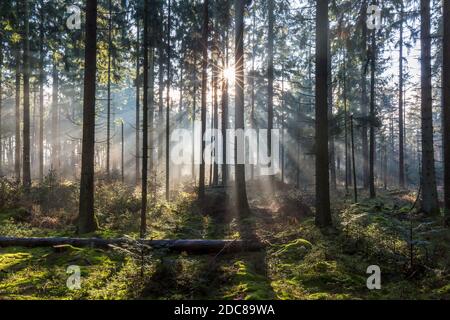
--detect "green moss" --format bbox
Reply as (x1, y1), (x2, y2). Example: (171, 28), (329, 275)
(224, 260), (274, 300)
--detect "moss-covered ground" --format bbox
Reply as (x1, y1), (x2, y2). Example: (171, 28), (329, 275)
(0, 186), (449, 300)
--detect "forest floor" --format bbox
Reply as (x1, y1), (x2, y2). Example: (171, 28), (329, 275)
(0, 179), (449, 300)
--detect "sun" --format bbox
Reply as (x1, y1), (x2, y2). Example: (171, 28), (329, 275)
(223, 66), (235, 82)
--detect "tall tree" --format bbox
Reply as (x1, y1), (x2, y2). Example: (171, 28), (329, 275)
(369, 18), (376, 198)
(419, 0), (439, 215)
(15, 5), (21, 182)
(135, 15), (141, 186)
(141, 0), (150, 238)
(22, 0), (31, 188)
(235, 0), (250, 215)
(38, 3), (45, 182)
(51, 58), (59, 174)
(78, 0), (99, 234)
(267, 0), (274, 181)
(165, 0), (171, 201)
(315, 0), (332, 227)
(443, 0), (450, 224)
(199, 0), (208, 201)
(398, 3), (405, 188)
(360, 0), (369, 189)
(106, 0), (112, 179)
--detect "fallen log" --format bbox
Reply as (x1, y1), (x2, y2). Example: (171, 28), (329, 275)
(0, 237), (263, 254)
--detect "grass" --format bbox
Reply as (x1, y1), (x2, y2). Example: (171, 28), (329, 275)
(0, 187), (448, 300)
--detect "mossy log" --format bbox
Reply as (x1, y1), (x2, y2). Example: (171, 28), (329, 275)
(0, 237), (263, 254)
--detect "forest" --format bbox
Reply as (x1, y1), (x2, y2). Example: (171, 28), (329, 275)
(0, 0), (449, 301)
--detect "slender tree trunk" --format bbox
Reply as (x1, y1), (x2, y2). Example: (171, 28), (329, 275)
(350, 115), (358, 202)
(369, 28), (376, 198)
(235, 0), (250, 215)
(149, 48), (155, 182)
(250, 6), (256, 181)
(398, 4), (405, 188)
(267, 0), (274, 181)
(78, 0), (98, 234)
(158, 11), (164, 171)
(141, 0), (150, 238)
(51, 61), (59, 175)
(192, 54), (197, 181)
(165, 0), (171, 201)
(135, 19), (141, 186)
(106, 0), (113, 179)
(212, 30), (219, 186)
(199, 0), (209, 201)
(328, 34), (336, 191)
(343, 49), (350, 193)
(221, 27), (229, 185)
(420, 0), (439, 215)
(361, 0), (369, 189)
(22, 0), (31, 188)
(121, 121), (124, 183)
(443, 0), (450, 223)
(39, 8), (44, 182)
(15, 42), (21, 182)
(315, 0), (332, 227)
(281, 64), (285, 183)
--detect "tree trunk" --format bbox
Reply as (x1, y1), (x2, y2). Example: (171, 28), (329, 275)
(15, 39), (21, 182)
(39, 7), (44, 182)
(369, 28), (376, 198)
(267, 0), (274, 180)
(315, 0), (332, 227)
(22, 0), (31, 189)
(360, 0), (369, 189)
(443, 0), (450, 223)
(78, 0), (99, 234)
(141, 0), (149, 238)
(213, 30), (219, 186)
(199, 0), (209, 201)
(420, 0), (439, 215)
(135, 18), (141, 186)
(165, 0), (171, 201)
(221, 27), (229, 185)
(398, 3), (405, 188)
(51, 61), (59, 175)
(235, 0), (250, 215)
(0, 237), (263, 253)
(328, 34), (336, 191)
(106, 0), (112, 179)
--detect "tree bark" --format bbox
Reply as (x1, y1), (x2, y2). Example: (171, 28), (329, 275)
(419, 0), (439, 215)
(15, 34), (21, 182)
(165, 0), (171, 201)
(369, 28), (376, 198)
(141, 0), (149, 238)
(51, 60), (59, 175)
(0, 237), (263, 253)
(315, 0), (332, 227)
(22, 0), (31, 189)
(235, 0), (250, 215)
(78, 0), (99, 234)
(443, 0), (450, 223)
(360, 0), (369, 189)
(135, 17), (141, 186)
(267, 0), (274, 180)
(39, 5), (45, 182)
(199, 0), (209, 201)
(398, 3), (405, 188)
